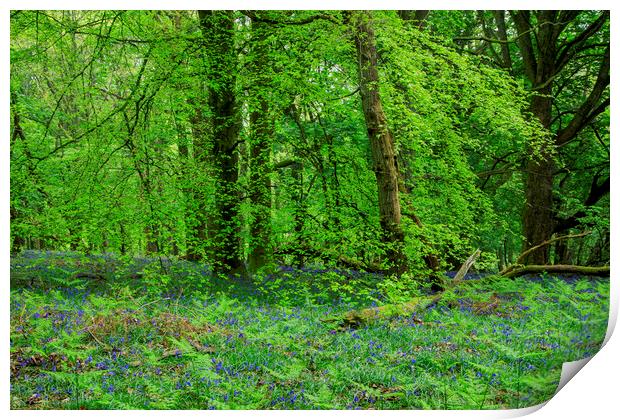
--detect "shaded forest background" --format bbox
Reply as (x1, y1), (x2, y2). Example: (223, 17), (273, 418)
(10, 10), (610, 283)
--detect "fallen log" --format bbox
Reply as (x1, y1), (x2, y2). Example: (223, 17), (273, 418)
(450, 248), (480, 286)
(498, 231), (608, 278)
(324, 248), (483, 329)
(324, 246), (609, 329)
(323, 296), (434, 329)
(74, 272), (107, 281)
(501, 264), (609, 279)
(500, 231), (591, 275)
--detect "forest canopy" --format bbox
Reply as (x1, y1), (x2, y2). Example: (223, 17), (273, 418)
(10, 10), (610, 282)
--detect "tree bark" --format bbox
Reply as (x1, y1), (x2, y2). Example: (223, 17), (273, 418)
(502, 264), (609, 279)
(351, 11), (407, 274)
(198, 10), (244, 274)
(492, 11), (512, 72)
(398, 10), (429, 30)
(514, 11), (558, 264)
(184, 104), (209, 261)
(451, 249), (481, 285)
(10, 91), (30, 253)
(247, 18), (274, 272)
(511, 11), (609, 265)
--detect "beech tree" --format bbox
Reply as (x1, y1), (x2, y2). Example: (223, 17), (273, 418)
(348, 11), (407, 274)
(446, 11), (610, 265)
(196, 10), (244, 274)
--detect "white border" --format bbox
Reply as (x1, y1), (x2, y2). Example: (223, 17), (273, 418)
(3, 2), (617, 419)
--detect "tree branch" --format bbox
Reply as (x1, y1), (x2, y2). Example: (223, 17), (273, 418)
(502, 231), (592, 272)
(242, 10), (340, 26)
(510, 11), (537, 82)
(555, 11), (609, 73)
(556, 44), (609, 146)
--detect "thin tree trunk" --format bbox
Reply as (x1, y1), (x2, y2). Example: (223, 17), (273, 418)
(247, 18), (273, 272)
(10, 205), (25, 254)
(492, 11), (512, 72)
(119, 223), (127, 255)
(185, 105), (208, 261)
(145, 224), (159, 254)
(10, 91), (28, 254)
(291, 161), (307, 268)
(552, 234), (570, 264)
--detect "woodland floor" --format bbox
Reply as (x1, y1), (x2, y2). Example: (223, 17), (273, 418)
(10, 251), (609, 409)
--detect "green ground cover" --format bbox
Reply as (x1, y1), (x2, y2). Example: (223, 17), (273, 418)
(10, 252), (609, 409)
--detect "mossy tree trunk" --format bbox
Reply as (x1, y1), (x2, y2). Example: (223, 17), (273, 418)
(198, 10), (244, 274)
(350, 11), (407, 275)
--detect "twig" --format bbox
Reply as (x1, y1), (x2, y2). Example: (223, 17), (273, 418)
(505, 231), (592, 272)
(174, 289), (183, 316)
(86, 327), (108, 349)
(137, 297), (171, 311)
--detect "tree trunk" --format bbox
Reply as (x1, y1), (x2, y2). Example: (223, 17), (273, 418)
(351, 11), (406, 274)
(398, 10), (430, 30)
(119, 223), (127, 255)
(10, 204), (25, 254)
(198, 10), (244, 275)
(515, 11), (557, 264)
(291, 161), (308, 268)
(554, 238), (572, 265)
(10, 91), (28, 254)
(492, 11), (513, 72)
(247, 19), (273, 272)
(511, 11), (609, 265)
(184, 105), (208, 261)
(522, 150), (555, 264)
(247, 98), (273, 272)
(145, 224), (159, 254)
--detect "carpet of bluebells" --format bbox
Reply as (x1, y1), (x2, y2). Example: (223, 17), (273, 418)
(10, 251), (609, 409)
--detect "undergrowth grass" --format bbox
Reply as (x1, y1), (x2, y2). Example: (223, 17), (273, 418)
(10, 251), (609, 409)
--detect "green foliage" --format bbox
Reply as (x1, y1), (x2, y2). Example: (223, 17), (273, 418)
(376, 273), (425, 304)
(10, 264), (609, 409)
(9, 9), (611, 410)
(10, 10), (608, 274)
